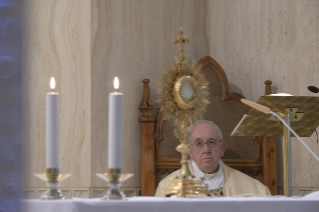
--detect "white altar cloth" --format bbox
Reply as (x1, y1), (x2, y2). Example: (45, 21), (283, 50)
(24, 196), (319, 212)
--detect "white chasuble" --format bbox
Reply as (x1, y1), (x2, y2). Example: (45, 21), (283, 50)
(155, 160), (271, 197)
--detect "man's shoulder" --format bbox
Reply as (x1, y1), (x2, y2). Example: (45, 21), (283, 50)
(223, 163), (270, 195)
(225, 164), (262, 185)
(155, 169), (180, 197)
(159, 169), (180, 186)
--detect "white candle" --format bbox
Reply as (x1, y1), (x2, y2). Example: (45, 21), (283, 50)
(46, 77), (60, 169)
(108, 77), (123, 169)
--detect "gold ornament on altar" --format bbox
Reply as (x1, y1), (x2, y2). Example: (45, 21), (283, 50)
(156, 27), (211, 197)
(157, 27), (209, 128)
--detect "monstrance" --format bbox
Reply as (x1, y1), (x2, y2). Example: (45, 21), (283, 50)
(157, 28), (210, 197)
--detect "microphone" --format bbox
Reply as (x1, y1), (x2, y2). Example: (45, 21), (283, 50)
(308, 86), (319, 93)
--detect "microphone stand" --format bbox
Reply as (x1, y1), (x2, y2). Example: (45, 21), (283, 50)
(268, 111), (319, 161)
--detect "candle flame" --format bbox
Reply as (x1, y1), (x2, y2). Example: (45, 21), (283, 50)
(114, 77), (119, 90)
(50, 77), (56, 90)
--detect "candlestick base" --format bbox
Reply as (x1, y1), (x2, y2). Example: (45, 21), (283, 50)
(96, 168), (133, 200)
(34, 168), (71, 200)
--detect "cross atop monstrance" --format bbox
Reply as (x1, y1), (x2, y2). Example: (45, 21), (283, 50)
(173, 27), (190, 62)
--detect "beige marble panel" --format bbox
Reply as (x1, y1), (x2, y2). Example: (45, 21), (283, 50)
(24, 0), (91, 187)
(209, 0), (318, 187)
(91, 0), (210, 187)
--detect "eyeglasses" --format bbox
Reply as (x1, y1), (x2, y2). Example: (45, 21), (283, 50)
(189, 139), (223, 150)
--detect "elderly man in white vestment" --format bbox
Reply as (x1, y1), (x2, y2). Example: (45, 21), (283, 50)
(155, 120), (271, 197)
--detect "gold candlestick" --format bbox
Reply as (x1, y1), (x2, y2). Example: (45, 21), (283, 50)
(96, 169), (133, 200)
(34, 169), (71, 200)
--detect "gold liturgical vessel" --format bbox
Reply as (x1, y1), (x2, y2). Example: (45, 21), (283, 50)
(232, 96), (319, 197)
(157, 28), (211, 197)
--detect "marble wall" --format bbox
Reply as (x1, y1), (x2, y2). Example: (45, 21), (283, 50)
(24, 0), (209, 196)
(24, 0), (91, 189)
(24, 0), (319, 197)
(209, 0), (319, 189)
(91, 0), (209, 188)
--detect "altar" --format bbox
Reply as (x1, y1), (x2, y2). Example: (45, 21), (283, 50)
(24, 196), (319, 212)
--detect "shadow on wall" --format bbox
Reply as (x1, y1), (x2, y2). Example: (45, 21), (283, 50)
(0, 0), (23, 211)
(229, 83), (244, 96)
(230, 83), (278, 96)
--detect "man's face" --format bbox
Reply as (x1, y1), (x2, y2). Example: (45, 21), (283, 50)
(188, 123), (227, 174)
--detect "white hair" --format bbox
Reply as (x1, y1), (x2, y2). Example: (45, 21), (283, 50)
(187, 120), (223, 143)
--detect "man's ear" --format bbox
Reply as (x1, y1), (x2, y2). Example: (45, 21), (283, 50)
(220, 141), (227, 157)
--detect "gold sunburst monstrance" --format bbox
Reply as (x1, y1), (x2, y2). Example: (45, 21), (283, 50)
(157, 28), (209, 128)
(157, 28), (210, 197)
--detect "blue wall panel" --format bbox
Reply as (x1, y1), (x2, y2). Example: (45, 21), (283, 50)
(0, 0), (23, 211)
